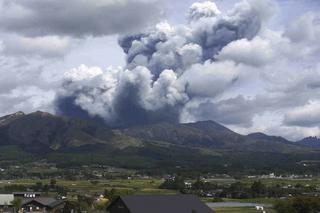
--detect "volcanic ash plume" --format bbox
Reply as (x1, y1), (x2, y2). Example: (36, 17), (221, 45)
(56, 0), (271, 127)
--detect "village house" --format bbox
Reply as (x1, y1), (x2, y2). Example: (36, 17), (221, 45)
(21, 197), (65, 213)
(0, 192), (65, 213)
(107, 195), (214, 213)
(0, 194), (14, 213)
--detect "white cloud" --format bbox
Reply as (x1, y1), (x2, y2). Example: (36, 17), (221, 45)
(284, 101), (320, 127)
(1, 35), (72, 58)
(0, 85), (55, 116)
(188, 1), (221, 21)
(217, 37), (275, 66)
(285, 12), (320, 44)
(179, 60), (239, 98)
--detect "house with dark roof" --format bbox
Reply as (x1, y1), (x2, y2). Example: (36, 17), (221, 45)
(107, 195), (214, 213)
(21, 197), (65, 213)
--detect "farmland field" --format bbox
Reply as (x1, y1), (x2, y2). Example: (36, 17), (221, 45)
(1, 176), (319, 194)
(1, 177), (319, 212)
(213, 207), (275, 213)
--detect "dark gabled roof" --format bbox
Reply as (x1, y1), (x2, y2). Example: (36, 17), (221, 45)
(22, 198), (64, 208)
(110, 195), (214, 213)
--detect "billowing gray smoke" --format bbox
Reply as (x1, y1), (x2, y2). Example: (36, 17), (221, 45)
(56, 0), (270, 127)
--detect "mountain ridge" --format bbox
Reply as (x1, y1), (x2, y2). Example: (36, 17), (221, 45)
(297, 136), (320, 149)
(0, 111), (318, 172)
(0, 111), (313, 151)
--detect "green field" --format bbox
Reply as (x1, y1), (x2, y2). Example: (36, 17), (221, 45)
(214, 207), (275, 213)
(2, 176), (320, 194)
(0, 179), (176, 195)
(205, 177), (320, 186)
(1, 177), (319, 212)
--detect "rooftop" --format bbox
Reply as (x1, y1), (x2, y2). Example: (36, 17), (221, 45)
(22, 197), (64, 208)
(0, 194), (14, 206)
(109, 195), (214, 213)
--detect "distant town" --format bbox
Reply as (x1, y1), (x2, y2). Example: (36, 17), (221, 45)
(0, 162), (319, 212)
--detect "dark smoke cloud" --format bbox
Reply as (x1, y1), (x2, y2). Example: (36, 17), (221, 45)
(55, 96), (105, 124)
(118, 0), (264, 76)
(55, 0), (272, 127)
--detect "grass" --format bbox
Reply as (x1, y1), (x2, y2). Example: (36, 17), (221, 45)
(1, 179), (175, 194)
(2, 177), (320, 194)
(222, 198), (278, 204)
(213, 207), (276, 213)
(202, 177), (320, 188)
(202, 197), (278, 205)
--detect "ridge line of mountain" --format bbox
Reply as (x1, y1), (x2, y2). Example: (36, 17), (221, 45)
(0, 111), (318, 152)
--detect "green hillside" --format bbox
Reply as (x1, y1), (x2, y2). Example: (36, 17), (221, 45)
(0, 111), (319, 174)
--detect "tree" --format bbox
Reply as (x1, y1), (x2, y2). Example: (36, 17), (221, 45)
(274, 197), (320, 213)
(159, 176), (186, 190)
(251, 181), (266, 196)
(63, 201), (80, 213)
(11, 198), (22, 212)
(229, 182), (246, 192)
(35, 181), (43, 191)
(78, 195), (95, 211)
(50, 179), (57, 188)
(90, 180), (100, 185)
(56, 186), (68, 196)
(227, 182), (250, 199)
(104, 188), (118, 201)
(192, 177), (217, 191)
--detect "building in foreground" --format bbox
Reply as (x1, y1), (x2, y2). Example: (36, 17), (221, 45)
(0, 192), (65, 213)
(21, 197), (65, 213)
(0, 194), (14, 212)
(107, 195), (214, 213)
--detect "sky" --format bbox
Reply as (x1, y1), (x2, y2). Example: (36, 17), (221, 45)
(0, 0), (319, 140)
